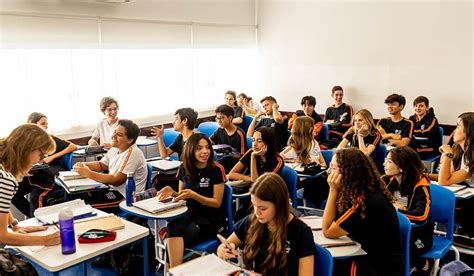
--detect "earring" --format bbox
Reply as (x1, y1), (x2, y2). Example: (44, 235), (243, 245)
(399, 169), (403, 172)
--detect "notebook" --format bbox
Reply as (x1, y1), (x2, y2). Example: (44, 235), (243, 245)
(74, 214), (125, 235)
(300, 216), (323, 230)
(132, 197), (186, 214)
(56, 176), (108, 192)
(312, 230), (356, 247)
(169, 254), (241, 275)
(58, 171), (85, 181)
(148, 160), (181, 171)
(34, 199), (96, 224)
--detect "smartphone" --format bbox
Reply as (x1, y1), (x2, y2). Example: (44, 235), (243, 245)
(217, 234), (232, 249)
(160, 197), (173, 203)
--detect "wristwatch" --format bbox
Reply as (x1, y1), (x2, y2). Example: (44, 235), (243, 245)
(445, 153), (454, 159)
(8, 219), (18, 230)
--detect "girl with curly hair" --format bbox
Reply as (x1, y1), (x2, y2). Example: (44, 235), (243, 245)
(217, 173), (315, 276)
(322, 148), (403, 275)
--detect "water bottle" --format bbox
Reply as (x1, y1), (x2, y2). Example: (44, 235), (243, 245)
(58, 207), (76, 254)
(126, 172), (136, 206)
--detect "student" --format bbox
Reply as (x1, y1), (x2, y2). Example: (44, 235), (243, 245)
(210, 104), (247, 172)
(229, 127), (284, 182)
(247, 96), (288, 151)
(88, 97), (119, 149)
(281, 116), (326, 167)
(377, 94), (414, 147)
(217, 173), (315, 276)
(0, 124), (60, 246)
(337, 109), (381, 157)
(225, 90), (245, 126)
(322, 148), (403, 275)
(157, 133), (227, 267)
(324, 86), (353, 148)
(151, 107), (198, 159)
(288, 96), (324, 139)
(236, 93), (263, 117)
(74, 119), (147, 209)
(383, 146), (433, 273)
(436, 112), (474, 238)
(408, 96), (441, 159)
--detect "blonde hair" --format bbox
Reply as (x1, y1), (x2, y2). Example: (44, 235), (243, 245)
(0, 124), (55, 180)
(287, 116), (315, 164)
(343, 109), (379, 142)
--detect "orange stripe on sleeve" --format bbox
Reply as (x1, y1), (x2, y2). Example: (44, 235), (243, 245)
(214, 162), (228, 182)
(119, 147), (133, 172)
(414, 118), (437, 133)
(405, 118), (414, 138)
(237, 130), (245, 154)
(272, 156), (284, 173)
(404, 185), (431, 222)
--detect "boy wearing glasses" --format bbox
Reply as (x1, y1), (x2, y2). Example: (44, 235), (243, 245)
(89, 97), (120, 150)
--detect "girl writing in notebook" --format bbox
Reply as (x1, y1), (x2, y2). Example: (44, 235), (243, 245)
(217, 173), (315, 276)
(322, 148), (403, 275)
(0, 124), (60, 246)
(383, 146), (433, 274)
(158, 132), (227, 267)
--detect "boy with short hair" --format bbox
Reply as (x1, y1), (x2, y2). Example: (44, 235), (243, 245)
(409, 96), (441, 159)
(324, 86), (353, 148)
(377, 94), (414, 147)
(289, 95), (324, 139)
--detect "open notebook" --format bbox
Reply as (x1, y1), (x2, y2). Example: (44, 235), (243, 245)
(169, 254), (242, 275)
(301, 216), (356, 247)
(34, 199), (95, 224)
(148, 159), (181, 171)
(132, 197), (186, 214)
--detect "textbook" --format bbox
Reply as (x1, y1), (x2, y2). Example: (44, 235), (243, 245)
(58, 171), (85, 180)
(56, 176), (108, 192)
(148, 159), (181, 171)
(34, 199), (95, 224)
(132, 197), (186, 214)
(74, 214), (125, 235)
(169, 254), (242, 275)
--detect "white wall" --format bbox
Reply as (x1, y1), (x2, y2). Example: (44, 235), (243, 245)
(258, 0), (473, 124)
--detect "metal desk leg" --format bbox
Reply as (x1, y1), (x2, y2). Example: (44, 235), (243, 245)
(154, 219), (168, 274)
(142, 237), (149, 276)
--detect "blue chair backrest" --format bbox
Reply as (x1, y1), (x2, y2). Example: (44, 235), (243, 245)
(438, 126), (444, 146)
(315, 243), (333, 276)
(223, 184), (234, 232)
(242, 115), (253, 133)
(246, 137), (253, 150)
(429, 184), (455, 241)
(60, 152), (73, 171)
(397, 212), (412, 276)
(281, 165), (298, 208)
(317, 124), (329, 142)
(197, 122), (219, 138)
(320, 150), (333, 167)
(163, 128), (180, 147)
(146, 163), (153, 189)
(372, 144), (387, 171)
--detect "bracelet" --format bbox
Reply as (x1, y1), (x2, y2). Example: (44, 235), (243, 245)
(8, 219), (18, 230)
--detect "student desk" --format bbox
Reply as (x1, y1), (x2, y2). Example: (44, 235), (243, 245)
(119, 201), (187, 273)
(137, 136), (159, 159)
(11, 212), (150, 275)
(72, 146), (106, 163)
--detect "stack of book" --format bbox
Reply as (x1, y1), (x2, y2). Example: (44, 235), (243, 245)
(57, 171), (108, 193)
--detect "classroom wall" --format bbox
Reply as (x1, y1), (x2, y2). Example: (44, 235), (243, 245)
(257, 0), (473, 124)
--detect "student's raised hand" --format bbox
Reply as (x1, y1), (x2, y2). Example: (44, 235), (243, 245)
(439, 144), (453, 154)
(327, 169), (342, 191)
(43, 231), (61, 246)
(174, 189), (196, 201)
(151, 125), (164, 139)
(157, 186), (174, 200)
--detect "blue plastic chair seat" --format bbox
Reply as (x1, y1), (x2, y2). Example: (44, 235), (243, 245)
(421, 236), (452, 259)
(192, 240), (219, 253)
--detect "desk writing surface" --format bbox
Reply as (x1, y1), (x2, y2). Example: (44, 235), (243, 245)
(13, 211), (149, 272)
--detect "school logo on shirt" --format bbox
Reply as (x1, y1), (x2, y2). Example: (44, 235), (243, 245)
(200, 177), (210, 188)
(420, 124), (425, 130)
(395, 129), (402, 135)
(339, 112), (348, 122)
(285, 241), (291, 253)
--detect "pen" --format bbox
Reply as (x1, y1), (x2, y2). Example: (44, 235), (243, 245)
(53, 222), (60, 230)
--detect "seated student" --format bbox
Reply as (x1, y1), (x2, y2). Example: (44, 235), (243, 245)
(435, 112), (473, 239)
(247, 96), (289, 151)
(288, 96), (324, 139)
(322, 148), (403, 275)
(236, 93), (263, 117)
(210, 104), (247, 172)
(74, 119), (147, 212)
(324, 86), (353, 148)
(383, 147), (433, 274)
(217, 173), (315, 276)
(337, 109), (381, 157)
(408, 96), (441, 159)
(12, 113), (79, 216)
(229, 127), (284, 182)
(0, 124), (60, 246)
(88, 97), (119, 149)
(225, 90), (245, 127)
(377, 94), (414, 147)
(151, 107), (198, 160)
(157, 133), (227, 267)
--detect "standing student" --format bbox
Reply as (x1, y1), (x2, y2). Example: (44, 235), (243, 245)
(324, 86), (353, 148)
(88, 97), (120, 149)
(322, 148), (403, 275)
(225, 90), (245, 126)
(288, 96), (324, 139)
(157, 133), (227, 267)
(0, 124), (60, 246)
(408, 96), (441, 159)
(151, 108), (198, 159)
(377, 94), (414, 147)
(217, 173), (315, 276)
(74, 119), (147, 212)
(247, 96), (289, 151)
(383, 146), (433, 274)
(236, 93), (263, 117)
(210, 104), (247, 172)
(337, 109), (381, 157)
(229, 127), (284, 182)
(436, 112), (474, 238)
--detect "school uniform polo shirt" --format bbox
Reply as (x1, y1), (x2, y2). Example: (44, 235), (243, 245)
(238, 149), (284, 176)
(210, 127), (247, 155)
(255, 117), (289, 151)
(324, 103), (353, 138)
(91, 118), (119, 145)
(344, 130), (381, 157)
(377, 117), (414, 144)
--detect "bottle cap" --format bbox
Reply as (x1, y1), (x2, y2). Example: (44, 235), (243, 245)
(58, 207), (74, 220)
(127, 172), (134, 177)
